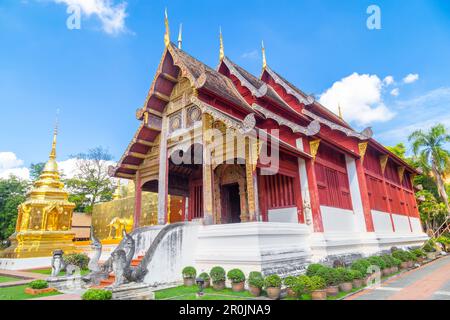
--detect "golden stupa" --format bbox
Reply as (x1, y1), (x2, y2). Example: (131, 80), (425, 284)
(0, 126), (77, 258)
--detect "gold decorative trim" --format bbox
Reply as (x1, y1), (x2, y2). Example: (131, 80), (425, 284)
(310, 139), (321, 161)
(358, 142), (368, 164)
(398, 166), (406, 183)
(380, 155), (389, 174)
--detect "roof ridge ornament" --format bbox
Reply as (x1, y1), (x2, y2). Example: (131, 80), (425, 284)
(338, 103), (343, 120)
(164, 8), (170, 47)
(261, 40), (267, 70)
(49, 109), (59, 160)
(219, 27), (224, 61)
(177, 23), (182, 49)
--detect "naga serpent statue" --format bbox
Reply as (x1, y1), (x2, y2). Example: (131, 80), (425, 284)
(82, 228), (108, 285)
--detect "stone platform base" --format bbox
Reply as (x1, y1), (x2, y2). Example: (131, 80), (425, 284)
(47, 275), (84, 291)
(0, 257), (52, 270)
(107, 283), (155, 300)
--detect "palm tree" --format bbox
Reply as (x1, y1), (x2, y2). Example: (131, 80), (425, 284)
(409, 124), (450, 216)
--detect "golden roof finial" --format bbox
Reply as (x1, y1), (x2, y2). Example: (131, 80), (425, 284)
(49, 110), (59, 160)
(338, 103), (343, 120)
(219, 27), (224, 61)
(177, 23), (183, 49)
(113, 180), (122, 200)
(262, 40), (267, 70)
(164, 8), (170, 47)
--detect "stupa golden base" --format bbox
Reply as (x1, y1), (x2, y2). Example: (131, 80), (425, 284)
(0, 230), (78, 259)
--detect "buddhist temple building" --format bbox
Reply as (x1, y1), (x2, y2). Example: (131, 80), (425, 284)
(105, 14), (428, 279)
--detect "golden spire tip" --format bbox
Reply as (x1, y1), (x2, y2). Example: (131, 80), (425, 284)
(164, 8), (170, 47)
(338, 103), (343, 120)
(219, 27), (224, 61)
(262, 40), (267, 70)
(49, 110), (59, 160)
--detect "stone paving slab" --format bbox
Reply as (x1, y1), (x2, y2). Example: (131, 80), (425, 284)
(30, 293), (82, 300)
(0, 269), (47, 280)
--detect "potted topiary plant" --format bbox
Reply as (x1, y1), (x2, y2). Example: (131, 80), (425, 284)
(198, 272), (211, 288)
(423, 240), (437, 260)
(349, 269), (364, 288)
(316, 267), (340, 296)
(380, 255), (393, 276)
(391, 256), (401, 273)
(247, 271), (264, 297)
(82, 288), (112, 300)
(283, 276), (298, 297)
(306, 263), (325, 277)
(411, 248), (426, 264)
(210, 266), (226, 291)
(351, 258), (371, 283)
(336, 267), (353, 292)
(392, 250), (409, 269)
(405, 251), (416, 268)
(227, 269), (246, 292)
(264, 274), (282, 300)
(182, 266), (197, 286)
(309, 276), (327, 300)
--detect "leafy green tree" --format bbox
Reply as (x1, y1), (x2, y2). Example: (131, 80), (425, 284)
(416, 190), (447, 232)
(409, 124), (450, 215)
(29, 162), (45, 181)
(64, 147), (114, 213)
(0, 177), (29, 240)
(387, 143), (407, 159)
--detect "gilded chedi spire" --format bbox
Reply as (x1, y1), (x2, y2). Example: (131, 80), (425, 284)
(0, 125), (77, 259)
(164, 8), (170, 47)
(262, 40), (267, 70)
(219, 27), (224, 61)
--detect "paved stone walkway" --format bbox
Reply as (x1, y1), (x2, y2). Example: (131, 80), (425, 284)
(0, 269), (47, 288)
(346, 255), (450, 300)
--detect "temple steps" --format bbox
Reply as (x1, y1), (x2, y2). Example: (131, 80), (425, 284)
(93, 255), (144, 288)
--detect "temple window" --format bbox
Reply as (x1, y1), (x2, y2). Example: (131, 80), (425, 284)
(261, 173), (296, 209)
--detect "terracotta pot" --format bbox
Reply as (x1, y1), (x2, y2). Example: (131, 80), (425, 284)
(400, 261), (409, 269)
(248, 285), (261, 297)
(203, 280), (210, 288)
(352, 279), (363, 288)
(231, 281), (245, 292)
(25, 287), (56, 295)
(391, 266), (399, 273)
(339, 282), (353, 292)
(311, 290), (327, 300)
(382, 269), (391, 276)
(184, 278), (195, 287)
(212, 281), (225, 291)
(326, 286), (339, 296)
(407, 261), (414, 268)
(417, 257), (425, 264)
(287, 287), (297, 297)
(266, 287), (281, 300)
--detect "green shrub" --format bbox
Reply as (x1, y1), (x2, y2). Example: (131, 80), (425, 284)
(63, 253), (90, 270)
(295, 275), (312, 294)
(198, 272), (210, 281)
(182, 266), (197, 279)
(210, 266), (226, 283)
(82, 289), (112, 300)
(248, 272), (264, 289)
(351, 258), (371, 275)
(436, 236), (450, 245)
(423, 239), (437, 252)
(309, 276), (326, 291)
(227, 269), (245, 283)
(367, 256), (387, 269)
(411, 248), (425, 258)
(305, 263), (325, 277)
(391, 257), (402, 267)
(29, 280), (48, 289)
(283, 276), (297, 288)
(316, 267), (340, 286)
(380, 255), (394, 268)
(264, 274), (282, 288)
(349, 269), (364, 280)
(392, 250), (409, 262)
(335, 267), (353, 283)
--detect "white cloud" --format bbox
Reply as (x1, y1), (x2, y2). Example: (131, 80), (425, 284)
(52, 0), (128, 35)
(241, 50), (258, 59)
(390, 88), (400, 96)
(319, 73), (395, 126)
(383, 76), (394, 86)
(403, 73), (419, 84)
(0, 152), (30, 180)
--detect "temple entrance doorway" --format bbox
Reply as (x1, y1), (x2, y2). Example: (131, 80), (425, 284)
(221, 183), (241, 224)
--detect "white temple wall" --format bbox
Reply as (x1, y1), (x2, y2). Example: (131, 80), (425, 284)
(410, 217), (423, 234)
(320, 206), (356, 233)
(345, 156), (368, 233)
(268, 207), (298, 223)
(371, 210), (394, 233)
(392, 213), (412, 233)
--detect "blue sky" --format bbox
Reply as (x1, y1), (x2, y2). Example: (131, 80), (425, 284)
(0, 0), (449, 178)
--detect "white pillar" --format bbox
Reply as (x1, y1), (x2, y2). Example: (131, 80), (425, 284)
(157, 116), (169, 225)
(345, 155), (367, 233)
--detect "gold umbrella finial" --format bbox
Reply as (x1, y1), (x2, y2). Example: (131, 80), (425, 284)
(49, 109), (59, 160)
(177, 23), (183, 49)
(164, 8), (170, 47)
(219, 27), (224, 61)
(262, 40), (267, 70)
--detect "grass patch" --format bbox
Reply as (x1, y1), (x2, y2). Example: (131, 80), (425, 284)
(155, 285), (259, 300)
(0, 284), (61, 300)
(27, 268), (90, 276)
(0, 276), (20, 283)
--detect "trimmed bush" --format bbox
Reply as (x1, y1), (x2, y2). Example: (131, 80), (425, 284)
(198, 272), (210, 281)
(309, 276), (326, 291)
(423, 239), (437, 252)
(335, 267), (353, 283)
(283, 276), (297, 288)
(63, 253), (90, 270)
(349, 269), (364, 280)
(306, 263), (325, 277)
(227, 269), (245, 283)
(380, 255), (394, 268)
(436, 236), (450, 245)
(295, 275), (312, 294)
(367, 256), (387, 270)
(391, 257), (402, 267)
(210, 266), (226, 283)
(82, 289), (112, 300)
(264, 274), (282, 288)
(351, 258), (371, 275)
(411, 248), (426, 258)
(29, 280), (48, 290)
(392, 250), (409, 262)
(248, 272), (264, 289)
(182, 266), (197, 279)
(316, 267), (340, 286)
